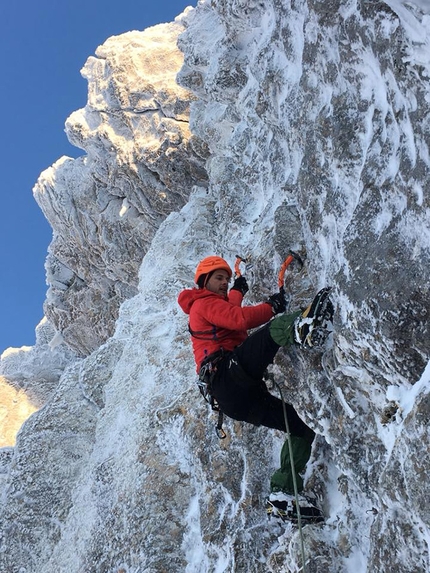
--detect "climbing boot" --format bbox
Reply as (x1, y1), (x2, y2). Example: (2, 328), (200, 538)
(266, 492), (324, 523)
(294, 287), (333, 347)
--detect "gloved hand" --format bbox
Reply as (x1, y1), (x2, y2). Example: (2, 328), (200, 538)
(267, 292), (286, 314)
(231, 276), (249, 296)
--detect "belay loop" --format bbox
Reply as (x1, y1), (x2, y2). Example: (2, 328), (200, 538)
(198, 350), (226, 439)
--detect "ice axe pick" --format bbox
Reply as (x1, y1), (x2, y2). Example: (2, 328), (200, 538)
(278, 250), (303, 295)
(234, 254), (248, 277)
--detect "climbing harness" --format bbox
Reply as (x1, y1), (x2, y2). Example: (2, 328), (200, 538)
(198, 350), (226, 439)
(188, 323), (234, 344)
(188, 324), (219, 340)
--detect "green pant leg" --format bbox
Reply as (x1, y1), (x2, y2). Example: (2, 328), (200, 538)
(269, 311), (301, 346)
(270, 435), (313, 494)
(269, 312), (314, 493)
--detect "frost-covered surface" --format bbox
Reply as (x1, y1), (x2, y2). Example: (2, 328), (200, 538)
(33, 17), (207, 356)
(1, 1), (430, 572)
(0, 318), (78, 447)
(0, 318), (78, 406)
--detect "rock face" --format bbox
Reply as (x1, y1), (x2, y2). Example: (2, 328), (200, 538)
(0, 319), (78, 406)
(0, 318), (78, 447)
(33, 19), (207, 356)
(1, 2), (430, 573)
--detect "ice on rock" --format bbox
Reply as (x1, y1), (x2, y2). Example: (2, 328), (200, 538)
(33, 20), (207, 356)
(1, 2), (429, 573)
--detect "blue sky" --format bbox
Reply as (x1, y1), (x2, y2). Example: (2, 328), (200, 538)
(0, 0), (192, 354)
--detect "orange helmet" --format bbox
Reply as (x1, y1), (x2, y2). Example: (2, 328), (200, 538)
(194, 256), (232, 285)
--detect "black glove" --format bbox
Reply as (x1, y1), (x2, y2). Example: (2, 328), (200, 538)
(267, 292), (286, 314)
(231, 276), (249, 296)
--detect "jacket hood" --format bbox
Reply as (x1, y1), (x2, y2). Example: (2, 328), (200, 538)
(178, 288), (223, 314)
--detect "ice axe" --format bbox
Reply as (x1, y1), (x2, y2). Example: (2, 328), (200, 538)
(234, 254), (248, 277)
(277, 250), (303, 295)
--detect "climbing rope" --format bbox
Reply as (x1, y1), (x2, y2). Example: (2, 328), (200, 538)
(272, 377), (307, 573)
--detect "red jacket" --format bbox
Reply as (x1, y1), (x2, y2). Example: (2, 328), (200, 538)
(178, 287), (273, 371)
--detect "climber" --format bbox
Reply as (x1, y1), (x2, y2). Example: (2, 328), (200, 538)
(177, 256), (332, 522)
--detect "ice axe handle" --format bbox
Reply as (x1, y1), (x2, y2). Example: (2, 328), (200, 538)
(277, 254), (294, 290)
(234, 255), (247, 277)
(277, 251), (303, 291)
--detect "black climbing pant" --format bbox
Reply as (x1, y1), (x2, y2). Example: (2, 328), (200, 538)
(210, 316), (314, 437)
(209, 314), (315, 493)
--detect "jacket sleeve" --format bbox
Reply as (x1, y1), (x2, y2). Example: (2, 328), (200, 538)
(196, 296), (273, 332)
(228, 289), (243, 307)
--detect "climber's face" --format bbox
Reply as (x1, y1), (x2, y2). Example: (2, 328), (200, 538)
(205, 270), (230, 297)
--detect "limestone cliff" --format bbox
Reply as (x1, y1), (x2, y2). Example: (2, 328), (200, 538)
(0, 2), (429, 572)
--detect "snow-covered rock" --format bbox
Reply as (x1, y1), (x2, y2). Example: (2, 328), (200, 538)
(33, 18), (207, 356)
(0, 318), (78, 448)
(0, 318), (78, 405)
(1, 2), (429, 573)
